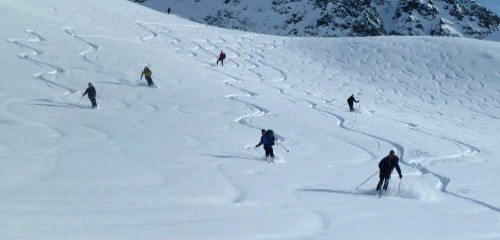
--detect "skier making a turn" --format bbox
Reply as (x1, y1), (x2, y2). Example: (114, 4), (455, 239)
(376, 150), (402, 191)
(347, 94), (359, 112)
(82, 82), (97, 109)
(255, 129), (275, 159)
(141, 66), (155, 87)
(216, 51), (226, 66)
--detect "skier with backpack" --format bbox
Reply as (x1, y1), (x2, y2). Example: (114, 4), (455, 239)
(216, 51), (226, 66)
(376, 150), (403, 191)
(141, 66), (155, 87)
(347, 94), (359, 112)
(82, 82), (97, 109)
(255, 129), (275, 159)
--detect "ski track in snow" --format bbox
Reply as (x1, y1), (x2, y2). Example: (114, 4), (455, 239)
(183, 33), (500, 214)
(130, 25), (500, 232)
(136, 25), (331, 236)
(6, 30), (77, 94)
(144, 28), (499, 238)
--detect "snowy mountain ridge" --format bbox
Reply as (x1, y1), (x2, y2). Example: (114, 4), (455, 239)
(139, 0), (500, 39)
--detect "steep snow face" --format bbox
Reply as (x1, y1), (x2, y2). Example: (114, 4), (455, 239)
(138, 0), (500, 39)
(1, 0), (500, 239)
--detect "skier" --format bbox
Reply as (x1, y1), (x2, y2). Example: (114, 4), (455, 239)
(376, 150), (402, 191)
(347, 94), (359, 112)
(82, 82), (97, 109)
(255, 129), (275, 159)
(140, 66), (155, 87)
(216, 51), (226, 66)
(167, 7), (171, 14)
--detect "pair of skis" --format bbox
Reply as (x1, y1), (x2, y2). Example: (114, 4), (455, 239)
(356, 170), (401, 197)
(377, 179), (402, 198)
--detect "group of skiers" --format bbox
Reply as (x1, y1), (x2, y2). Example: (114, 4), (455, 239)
(252, 93), (402, 192)
(82, 50), (229, 109)
(253, 128), (401, 191)
(82, 66), (155, 109)
(80, 50), (399, 192)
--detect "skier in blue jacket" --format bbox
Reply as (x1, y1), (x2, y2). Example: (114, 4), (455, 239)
(255, 129), (275, 158)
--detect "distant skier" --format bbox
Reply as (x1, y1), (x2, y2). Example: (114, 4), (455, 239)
(141, 66), (155, 87)
(216, 51), (226, 66)
(347, 94), (359, 112)
(255, 129), (275, 159)
(376, 150), (402, 191)
(82, 82), (97, 109)
(167, 7), (171, 14)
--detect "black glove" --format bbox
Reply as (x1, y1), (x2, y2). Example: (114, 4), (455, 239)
(399, 174), (403, 179)
(255, 145), (259, 148)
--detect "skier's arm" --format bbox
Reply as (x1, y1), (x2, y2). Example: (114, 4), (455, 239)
(140, 71), (144, 79)
(82, 89), (88, 97)
(395, 163), (402, 178)
(256, 137), (263, 148)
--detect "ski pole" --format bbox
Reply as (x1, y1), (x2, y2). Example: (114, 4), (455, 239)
(78, 96), (83, 104)
(97, 95), (110, 101)
(355, 170), (378, 190)
(276, 142), (289, 153)
(398, 178), (401, 195)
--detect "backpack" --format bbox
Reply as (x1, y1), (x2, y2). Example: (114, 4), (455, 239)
(266, 130), (275, 144)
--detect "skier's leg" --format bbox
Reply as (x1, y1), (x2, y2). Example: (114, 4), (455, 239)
(264, 147), (270, 157)
(216, 59), (220, 65)
(146, 76), (153, 86)
(376, 174), (384, 190)
(269, 147), (275, 158)
(91, 97), (97, 108)
(383, 176), (390, 190)
(221, 59), (224, 66)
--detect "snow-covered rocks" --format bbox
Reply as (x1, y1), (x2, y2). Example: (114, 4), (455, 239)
(140, 0), (500, 39)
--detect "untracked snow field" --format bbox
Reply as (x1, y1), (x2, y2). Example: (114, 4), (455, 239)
(1, 0), (499, 239)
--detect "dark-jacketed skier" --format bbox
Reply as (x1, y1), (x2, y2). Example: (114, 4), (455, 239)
(167, 7), (171, 14)
(256, 129), (275, 158)
(141, 66), (155, 87)
(347, 94), (359, 112)
(216, 51), (226, 66)
(82, 82), (97, 109)
(376, 150), (402, 191)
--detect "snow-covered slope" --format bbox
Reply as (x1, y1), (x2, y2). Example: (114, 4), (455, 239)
(1, 0), (500, 239)
(138, 0), (500, 39)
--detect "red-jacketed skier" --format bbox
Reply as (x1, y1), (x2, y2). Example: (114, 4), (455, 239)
(376, 150), (403, 191)
(216, 51), (226, 66)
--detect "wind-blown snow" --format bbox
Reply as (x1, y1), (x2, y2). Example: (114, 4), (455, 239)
(1, 0), (500, 239)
